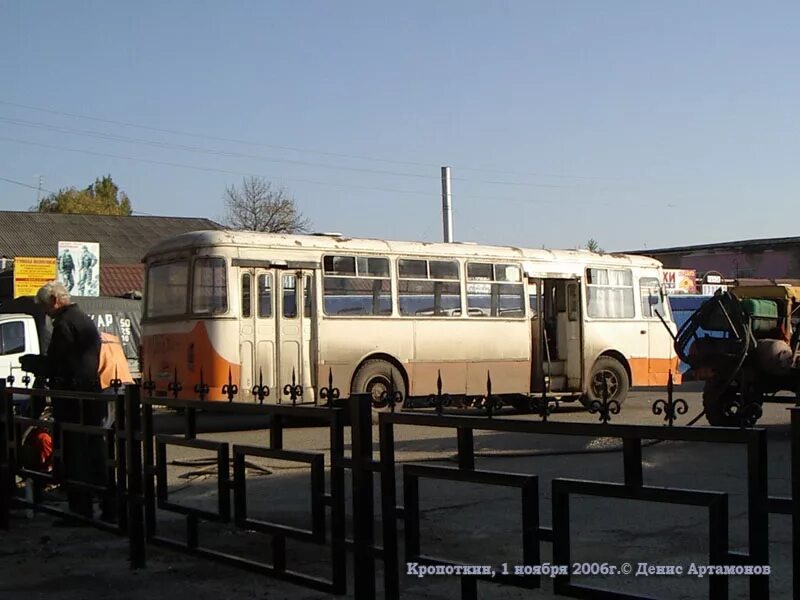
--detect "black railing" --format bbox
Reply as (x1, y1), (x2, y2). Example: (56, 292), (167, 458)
(1, 372), (799, 599)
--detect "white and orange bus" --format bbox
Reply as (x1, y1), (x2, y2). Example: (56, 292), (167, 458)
(141, 231), (679, 407)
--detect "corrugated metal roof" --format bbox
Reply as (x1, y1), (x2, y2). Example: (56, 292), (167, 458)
(626, 235), (800, 256)
(0, 211), (224, 264)
(100, 263), (144, 296)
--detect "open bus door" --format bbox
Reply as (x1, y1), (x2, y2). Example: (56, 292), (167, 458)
(529, 276), (583, 395)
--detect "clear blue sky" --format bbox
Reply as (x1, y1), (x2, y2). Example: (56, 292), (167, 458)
(1, 1), (798, 251)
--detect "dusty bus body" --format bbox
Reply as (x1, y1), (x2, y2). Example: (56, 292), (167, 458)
(141, 231), (678, 407)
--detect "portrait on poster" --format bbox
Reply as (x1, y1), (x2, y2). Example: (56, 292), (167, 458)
(57, 241), (100, 297)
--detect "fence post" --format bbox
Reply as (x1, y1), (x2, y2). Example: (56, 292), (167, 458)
(329, 408), (347, 595)
(350, 394), (376, 599)
(379, 414), (400, 600)
(0, 380), (10, 530)
(792, 407), (799, 599)
(124, 384), (146, 568)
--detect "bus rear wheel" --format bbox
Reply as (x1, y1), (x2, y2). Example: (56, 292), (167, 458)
(580, 356), (629, 409)
(351, 359), (406, 412)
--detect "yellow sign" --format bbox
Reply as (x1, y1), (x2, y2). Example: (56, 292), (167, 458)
(13, 256), (57, 298)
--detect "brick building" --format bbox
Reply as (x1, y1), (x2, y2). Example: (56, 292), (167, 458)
(630, 236), (800, 281)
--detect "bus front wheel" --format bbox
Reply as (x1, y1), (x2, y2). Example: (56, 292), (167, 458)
(580, 356), (629, 409)
(351, 359), (407, 412)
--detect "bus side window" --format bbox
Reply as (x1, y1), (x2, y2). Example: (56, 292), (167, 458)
(466, 262), (524, 318)
(323, 254), (391, 316)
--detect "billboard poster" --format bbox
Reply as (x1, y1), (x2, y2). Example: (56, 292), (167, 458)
(58, 241), (100, 297)
(13, 256), (57, 298)
(662, 268), (697, 294)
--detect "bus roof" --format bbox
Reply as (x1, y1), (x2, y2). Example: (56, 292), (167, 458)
(143, 230), (663, 271)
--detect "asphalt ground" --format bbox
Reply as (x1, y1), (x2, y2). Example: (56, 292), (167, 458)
(2, 384), (796, 599)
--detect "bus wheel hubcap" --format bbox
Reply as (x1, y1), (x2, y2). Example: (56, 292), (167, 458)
(592, 370), (619, 398)
(368, 377), (391, 401)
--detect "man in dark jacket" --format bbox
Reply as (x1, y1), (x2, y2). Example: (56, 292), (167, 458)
(35, 280), (104, 518)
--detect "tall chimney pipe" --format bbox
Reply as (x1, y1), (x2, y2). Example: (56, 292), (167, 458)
(441, 166), (453, 243)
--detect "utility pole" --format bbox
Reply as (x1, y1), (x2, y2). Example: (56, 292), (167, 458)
(441, 166), (453, 243)
(35, 175), (43, 205)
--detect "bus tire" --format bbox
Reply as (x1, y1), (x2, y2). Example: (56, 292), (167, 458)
(580, 356), (629, 409)
(351, 359), (406, 413)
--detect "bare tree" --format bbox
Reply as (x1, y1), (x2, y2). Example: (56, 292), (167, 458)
(223, 177), (310, 233)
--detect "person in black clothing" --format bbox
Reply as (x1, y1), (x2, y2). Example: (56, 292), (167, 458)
(34, 280), (105, 519)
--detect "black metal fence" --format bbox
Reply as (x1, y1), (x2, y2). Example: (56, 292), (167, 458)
(1, 375), (799, 599)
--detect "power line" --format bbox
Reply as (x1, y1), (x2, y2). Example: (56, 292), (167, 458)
(0, 136), (442, 198)
(0, 135), (602, 206)
(0, 174), (160, 216)
(0, 116), (440, 182)
(0, 99), (443, 168)
(0, 115), (574, 189)
(0, 175), (55, 194)
(0, 98), (613, 183)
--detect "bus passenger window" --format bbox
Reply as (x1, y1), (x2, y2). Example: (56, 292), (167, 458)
(193, 257), (228, 315)
(323, 254), (391, 316)
(466, 262), (524, 318)
(283, 275), (297, 318)
(586, 268), (635, 319)
(241, 273), (251, 318)
(398, 258), (461, 317)
(257, 274), (272, 318)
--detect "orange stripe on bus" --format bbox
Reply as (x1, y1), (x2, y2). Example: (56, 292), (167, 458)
(141, 321), (240, 401)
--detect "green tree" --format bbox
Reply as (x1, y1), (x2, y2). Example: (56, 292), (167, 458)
(34, 175), (132, 215)
(586, 238), (604, 253)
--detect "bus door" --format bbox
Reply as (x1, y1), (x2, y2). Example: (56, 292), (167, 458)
(536, 277), (582, 393)
(564, 280), (582, 388)
(276, 270), (315, 403)
(640, 276), (673, 385)
(238, 268), (258, 397)
(239, 268), (277, 401)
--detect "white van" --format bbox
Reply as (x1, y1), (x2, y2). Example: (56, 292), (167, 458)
(0, 313), (41, 384)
